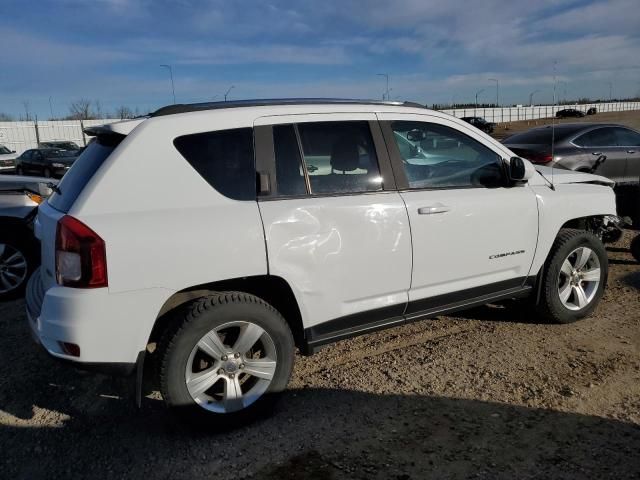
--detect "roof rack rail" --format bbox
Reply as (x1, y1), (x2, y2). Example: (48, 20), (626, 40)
(150, 98), (426, 117)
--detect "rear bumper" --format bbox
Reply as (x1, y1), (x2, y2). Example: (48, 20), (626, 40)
(26, 268), (167, 375)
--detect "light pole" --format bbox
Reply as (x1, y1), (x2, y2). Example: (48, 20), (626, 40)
(224, 85), (235, 101)
(529, 90), (540, 106)
(377, 73), (390, 101)
(606, 81), (613, 101)
(48, 96), (54, 120)
(558, 81), (567, 103)
(475, 89), (485, 108)
(488, 78), (499, 107)
(160, 65), (176, 104)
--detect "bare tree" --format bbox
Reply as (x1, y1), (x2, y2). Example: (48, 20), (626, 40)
(94, 100), (103, 119)
(0, 112), (14, 121)
(68, 99), (94, 120)
(115, 105), (134, 119)
(21, 100), (32, 121)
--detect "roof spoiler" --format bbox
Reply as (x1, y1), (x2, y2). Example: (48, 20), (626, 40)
(83, 118), (146, 137)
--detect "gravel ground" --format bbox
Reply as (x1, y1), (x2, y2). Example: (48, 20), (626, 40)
(0, 232), (639, 480)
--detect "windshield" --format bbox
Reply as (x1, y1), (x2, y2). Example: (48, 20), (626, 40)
(48, 134), (123, 212)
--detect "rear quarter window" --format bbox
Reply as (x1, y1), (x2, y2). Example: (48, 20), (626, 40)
(173, 128), (256, 201)
(48, 135), (123, 213)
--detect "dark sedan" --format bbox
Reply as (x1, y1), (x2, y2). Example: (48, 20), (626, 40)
(503, 123), (640, 185)
(15, 148), (78, 178)
(556, 108), (586, 118)
(461, 116), (495, 134)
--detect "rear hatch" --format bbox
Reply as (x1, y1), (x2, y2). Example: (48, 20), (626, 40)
(37, 133), (126, 291)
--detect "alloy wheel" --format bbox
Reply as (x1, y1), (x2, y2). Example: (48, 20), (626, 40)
(0, 244), (28, 294)
(185, 321), (277, 413)
(557, 246), (601, 311)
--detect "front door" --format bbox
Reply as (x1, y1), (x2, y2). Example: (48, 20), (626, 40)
(378, 113), (539, 314)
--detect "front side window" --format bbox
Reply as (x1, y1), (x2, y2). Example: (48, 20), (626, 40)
(574, 128), (616, 147)
(390, 121), (504, 189)
(174, 128), (255, 201)
(0, 146), (10, 154)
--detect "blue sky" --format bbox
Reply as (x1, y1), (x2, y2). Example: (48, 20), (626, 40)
(1, 0), (639, 118)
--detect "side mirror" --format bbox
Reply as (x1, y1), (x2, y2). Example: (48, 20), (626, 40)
(509, 156), (527, 182)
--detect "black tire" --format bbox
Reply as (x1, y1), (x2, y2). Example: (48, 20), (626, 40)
(16, 166), (23, 176)
(536, 228), (608, 323)
(631, 234), (640, 263)
(43, 168), (52, 178)
(158, 292), (295, 429)
(0, 231), (38, 301)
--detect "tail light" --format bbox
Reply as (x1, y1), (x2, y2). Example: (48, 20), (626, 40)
(529, 152), (553, 164)
(511, 149), (553, 164)
(55, 215), (108, 288)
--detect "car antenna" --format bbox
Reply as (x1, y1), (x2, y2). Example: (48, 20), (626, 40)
(549, 60), (558, 190)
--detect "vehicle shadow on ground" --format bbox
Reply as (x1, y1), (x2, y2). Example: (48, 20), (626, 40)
(450, 301), (541, 324)
(1, 381), (639, 479)
(621, 271), (640, 290)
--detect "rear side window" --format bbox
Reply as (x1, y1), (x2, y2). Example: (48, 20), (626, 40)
(48, 135), (123, 213)
(174, 128), (255, 201)
(573, 128), (616, 147)
(296, 121), (382, 195)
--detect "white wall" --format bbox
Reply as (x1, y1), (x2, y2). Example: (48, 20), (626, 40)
(1, 101), (639, 154)
(440, 101), (640, 123)
(0, 119), (119, 154)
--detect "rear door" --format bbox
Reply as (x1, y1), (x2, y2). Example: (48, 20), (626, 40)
(572, 127), (627, 183)
(254, 113), (412, 337)
(378, 112), (539, 313)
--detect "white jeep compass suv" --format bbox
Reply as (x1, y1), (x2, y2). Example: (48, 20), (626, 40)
(26, 99), (619, 426)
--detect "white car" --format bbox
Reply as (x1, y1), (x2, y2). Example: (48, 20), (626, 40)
(0, 144), (18, 173)
(26, 99), (620, 427)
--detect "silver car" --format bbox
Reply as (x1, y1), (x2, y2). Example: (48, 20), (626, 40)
(0, 176), (56, 300)
(503, 123), (640, 185)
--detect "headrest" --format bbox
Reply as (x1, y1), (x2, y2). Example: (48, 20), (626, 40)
(330, 137), (360, 172)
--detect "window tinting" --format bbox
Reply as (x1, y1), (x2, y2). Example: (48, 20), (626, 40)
(613, 127), (640, 146)
(49, 135), (123, 213)
(174, 128), (255, 201)
(390, 121), (504, 189)
(573, 128), (616, 147)
(273, 124), (307, 196)
(296, 121), (382, 194)
(505, 127), (577, 145)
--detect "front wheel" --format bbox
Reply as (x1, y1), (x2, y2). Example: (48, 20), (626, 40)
(158, 292), (295, 428)
(536, 229), (608, 323)
(0, 235), (36, 301)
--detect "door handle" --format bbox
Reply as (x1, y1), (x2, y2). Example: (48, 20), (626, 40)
(591, 152), (602, 155)
(418, 204), (451, 215)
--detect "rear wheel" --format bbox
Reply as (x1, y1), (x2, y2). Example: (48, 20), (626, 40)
(536, 229), (608, 323)
(158, 292), (294, 428)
